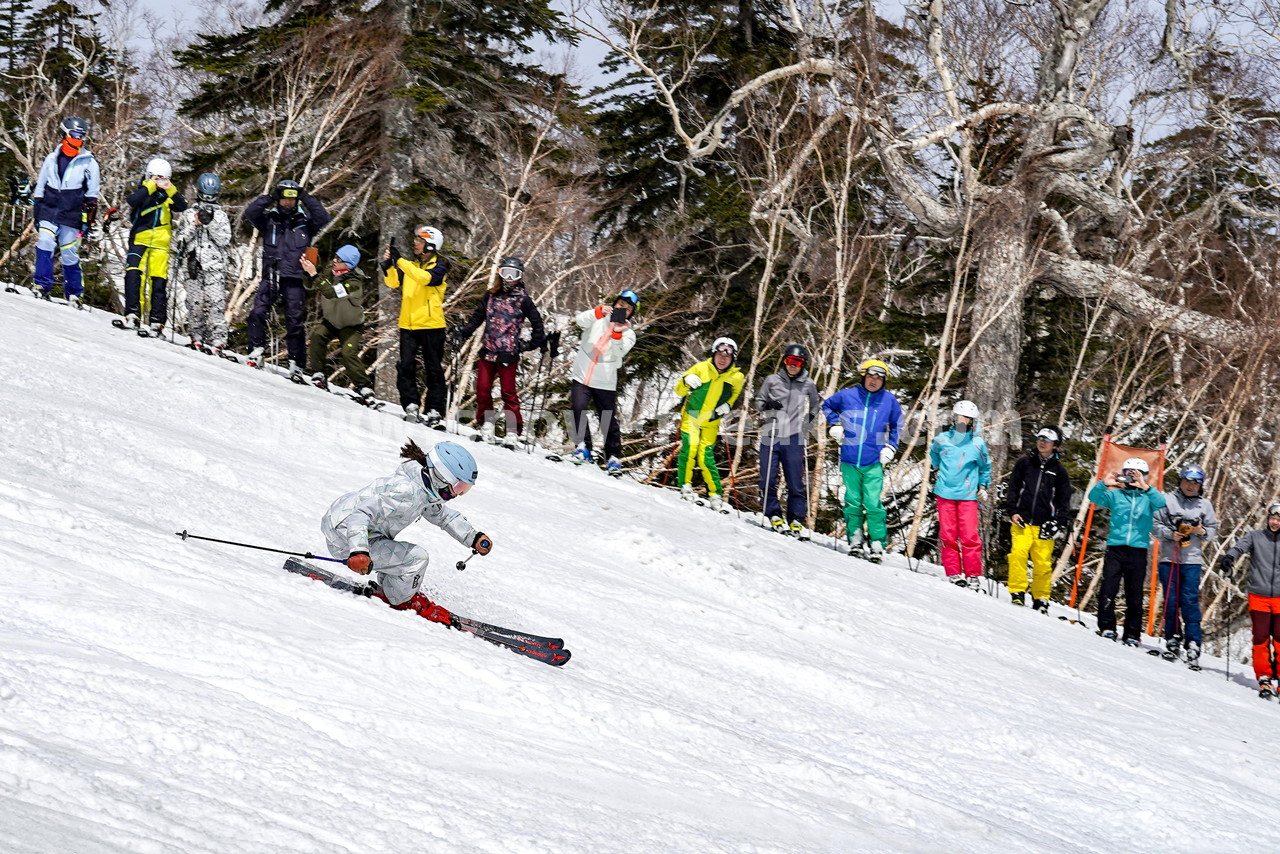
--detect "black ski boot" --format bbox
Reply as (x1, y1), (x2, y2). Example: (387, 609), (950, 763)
(1010, 592), (1026, 607)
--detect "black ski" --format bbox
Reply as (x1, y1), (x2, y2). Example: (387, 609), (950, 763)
(281, 557), (570, 666)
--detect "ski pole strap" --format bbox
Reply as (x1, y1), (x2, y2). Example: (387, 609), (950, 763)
(174, 530), (346, 563)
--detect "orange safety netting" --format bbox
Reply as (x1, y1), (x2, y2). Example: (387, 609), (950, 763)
(1068, 432), (1167, 636)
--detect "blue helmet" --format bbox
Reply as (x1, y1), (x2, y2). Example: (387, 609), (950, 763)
(1179, 463), (1206, 484)
(616, 290), (639, 312)
(423, 441), (477, 501)
(335, 244), (361, 270)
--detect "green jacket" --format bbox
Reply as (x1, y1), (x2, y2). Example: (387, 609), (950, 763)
(307, 267), (366, 329)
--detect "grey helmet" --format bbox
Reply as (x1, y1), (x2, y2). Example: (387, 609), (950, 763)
(196, 173), (221, 203)
(60, 116), (89, 139)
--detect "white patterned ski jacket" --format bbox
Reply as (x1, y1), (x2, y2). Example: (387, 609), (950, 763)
(321, 460), (477, 556)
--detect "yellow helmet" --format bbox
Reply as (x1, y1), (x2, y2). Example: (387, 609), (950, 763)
(858, 358), (890, 379)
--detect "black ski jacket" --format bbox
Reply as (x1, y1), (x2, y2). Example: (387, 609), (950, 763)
(1005, 452), (1073, 526)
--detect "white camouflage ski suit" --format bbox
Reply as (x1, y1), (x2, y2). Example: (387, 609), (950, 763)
(321, 459), (478, 605)
(171, 204), (232, 346)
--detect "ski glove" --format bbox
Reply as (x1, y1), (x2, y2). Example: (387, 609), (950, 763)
(879, 446), (895, 466)
(761, 399), (783, 411)
(347, 552), (372, 575)
(473, 532), (493, 555)
(1038, 519), (1061, 541)
(1219, 554), (1235, 573)
(828, 425), (844, 442)
(977, 487), (990, 503)
(713, 403), (731, 419)
(81, 199), (98, 226)
(683, 374), (703, 391)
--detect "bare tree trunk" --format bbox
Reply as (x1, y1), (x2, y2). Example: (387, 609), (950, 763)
(374, 2), (413, 404)
(964, 189), (1032, 475)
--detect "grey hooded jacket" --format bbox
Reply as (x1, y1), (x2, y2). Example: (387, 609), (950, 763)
(754, 368), (820, 445)
(1226, 527), (1280, 598)
(321, 459), (476, 556)
(1151, 488), (1217, 565)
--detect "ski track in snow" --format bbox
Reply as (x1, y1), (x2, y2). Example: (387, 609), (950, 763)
(0, 293), (1272, 853)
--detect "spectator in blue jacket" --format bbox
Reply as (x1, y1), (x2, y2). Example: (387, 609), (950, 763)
(1088, 457), (1168, 645)
(821, 358), (902, 560)
(32, 116), (100, 305)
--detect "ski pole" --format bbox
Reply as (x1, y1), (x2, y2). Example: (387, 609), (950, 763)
(455, 550), (478, 571)
(174, 529), (346, 563)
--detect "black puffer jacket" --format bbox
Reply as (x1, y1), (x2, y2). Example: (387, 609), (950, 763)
(1005, 451), (1073, 526)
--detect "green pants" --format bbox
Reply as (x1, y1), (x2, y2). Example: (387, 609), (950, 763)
(840, 462), (886, 543)
(307, 320), (368, 389)
(678, 421), (722, 494)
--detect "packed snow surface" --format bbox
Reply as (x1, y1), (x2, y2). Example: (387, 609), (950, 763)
(0, 293), (1274, 854)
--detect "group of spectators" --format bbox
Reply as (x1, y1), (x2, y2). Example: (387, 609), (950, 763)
(28, 117), (1280, 698)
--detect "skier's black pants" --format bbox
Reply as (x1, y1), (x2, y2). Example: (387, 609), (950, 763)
(123, 244), (167, 325)
(396, 328), (446, 414)
(760, 440), (807, 522)
(1098, 545), (1148, 639)
(248, 274), (306, 367)
(569, 380), (621, 460)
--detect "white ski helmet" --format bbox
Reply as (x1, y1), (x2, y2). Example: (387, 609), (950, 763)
(1120, 457), (1150, 474)
(145, 158), (172, 179)
(711, 336), (739, 359)
(414, 225), (444, 252)
(952, 400), (980, 420)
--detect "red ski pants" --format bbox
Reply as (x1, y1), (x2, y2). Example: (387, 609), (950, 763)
(475, 358), (522, 434)
(1250, 594), (1280, 680)
(937, 496), (982, 578)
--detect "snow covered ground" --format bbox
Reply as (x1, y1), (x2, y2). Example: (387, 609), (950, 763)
(0, 292), (1274, 854)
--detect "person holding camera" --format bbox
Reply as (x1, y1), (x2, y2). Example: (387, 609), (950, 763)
(821, 359), (902, 561)
(567, 291), (638, 473)
(123, 158), (188, 335)
(1150, 463), (1216, 665)
(245, 179), (331, 378)
(382, 225), (450, 427)
(674, 337), (745, 512)
(32, 116), (99, 305)
(453, 256), (546, 447)
(1004, 425), (1073, 611)
(1220, 503), (1280, 698)
(1088, 457), (1167, 645)
(303, 244), (372, 400)
(172, 173), (232, 354)
(755, 344), (821, 537)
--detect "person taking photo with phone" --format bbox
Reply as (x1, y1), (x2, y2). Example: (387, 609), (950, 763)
(567, 291), (638, 474)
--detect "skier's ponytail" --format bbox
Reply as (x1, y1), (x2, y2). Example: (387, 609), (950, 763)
(400, 439), (428, 465)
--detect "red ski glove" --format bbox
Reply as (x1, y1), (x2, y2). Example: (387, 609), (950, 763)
(347, 552), (372, 574)
(472, 533), (493, 555)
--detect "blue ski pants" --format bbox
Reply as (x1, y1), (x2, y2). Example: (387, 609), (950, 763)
(1157, 562), (1203, 643)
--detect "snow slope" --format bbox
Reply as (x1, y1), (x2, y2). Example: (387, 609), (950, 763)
(0, 293), (1273, 854)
